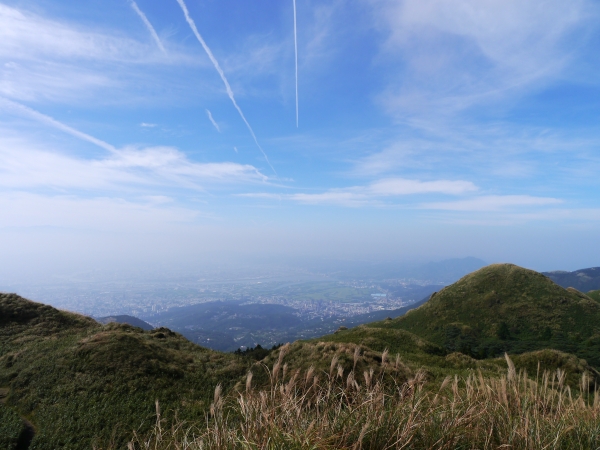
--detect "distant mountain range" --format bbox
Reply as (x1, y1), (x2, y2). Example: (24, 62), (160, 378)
(543, 267), (600, 292)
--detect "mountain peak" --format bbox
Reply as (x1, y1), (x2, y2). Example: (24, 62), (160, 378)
(384, 264), (600, 361)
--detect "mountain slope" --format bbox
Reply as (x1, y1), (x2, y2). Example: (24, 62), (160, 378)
(588, 290), (600, 302)
(377, 264), (600, 364)
(0, 293), (249, 450)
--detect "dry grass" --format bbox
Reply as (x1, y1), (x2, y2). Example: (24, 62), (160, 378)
(125, 348), (600, 449)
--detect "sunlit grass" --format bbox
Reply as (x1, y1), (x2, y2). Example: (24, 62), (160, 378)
(124, 347), (600, 449)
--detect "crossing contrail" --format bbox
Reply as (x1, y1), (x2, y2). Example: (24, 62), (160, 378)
(0, 96), (117, 153)
(206, 109), (220, 132)
(130, 1), (166, 54)
(293, 0), (298, 128)
(175, 0), (276, 174)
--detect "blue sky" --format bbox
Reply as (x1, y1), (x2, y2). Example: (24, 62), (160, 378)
(1, 0), (600, 279)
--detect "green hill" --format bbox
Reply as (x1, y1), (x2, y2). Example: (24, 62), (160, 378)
(0, 293), (250, 449)
(370, 264), (600, 365)
(588, 289), (600, 302)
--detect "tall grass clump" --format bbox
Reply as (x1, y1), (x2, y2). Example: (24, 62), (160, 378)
(126, 349), (600, 449)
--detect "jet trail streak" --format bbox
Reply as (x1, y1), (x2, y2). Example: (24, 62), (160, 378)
(130, 1), (166, 54)
(293, 0), (299, 128)
(175, 0), (276, 174)
(206, 109), (220, 132)
(0, 96), (117, 153)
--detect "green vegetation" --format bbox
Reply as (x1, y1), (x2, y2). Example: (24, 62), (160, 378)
(0, 293), (251, 449)
(0, 402), (26, 450)
(588, 289), (600, 302)
(233, 343), (283, 361)
(373, 264), (600, 365)
(125, 350), (600, 449)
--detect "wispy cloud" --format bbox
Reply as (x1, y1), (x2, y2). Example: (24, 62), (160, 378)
(242, 177), (477, 207)
(175, 0), (276, 174)
(0, 134), (268, 193)
(0, 4), (203, 104)
(0, 4), (159, 63)
(371, 0), (596, 118)
(421, 195), (562, 212)
(368, 178), (476, 196)
(129, 1), (166, 54)
(206, 109), (220, 132)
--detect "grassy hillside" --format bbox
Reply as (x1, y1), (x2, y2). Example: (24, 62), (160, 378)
(0, 293), (251, 449)
(96, 314), (153, 330)
(0, 402), (27, 449)
(588, 289), (600, 302)
(127, 352), (600, 450)
(369, 264), (600, 366)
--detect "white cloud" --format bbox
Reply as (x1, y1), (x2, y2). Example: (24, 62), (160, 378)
(0, 4), (158, 62)
(242, 177), (477, 207)
(0, 4), (202, 103)
(0, 134), (268, 193)
(371, 0), (596, 117)
(367, 178), (476, 196)
(0, 60), (115, 102)
(421, 195), (562, 212)
(290, 191), (370, 207)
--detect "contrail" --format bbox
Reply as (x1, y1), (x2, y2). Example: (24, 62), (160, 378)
(293, 0), (298, 128)
(205, 109), (220, 132)
(174, 0), (276, 174)
(130, 1), (166, 54)
(0, 96), (117, 153)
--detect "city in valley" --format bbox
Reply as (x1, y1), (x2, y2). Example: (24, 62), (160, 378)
(5, 259), (477, 351)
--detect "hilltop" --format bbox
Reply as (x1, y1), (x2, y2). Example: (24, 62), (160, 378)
(356, 264), (600, 365)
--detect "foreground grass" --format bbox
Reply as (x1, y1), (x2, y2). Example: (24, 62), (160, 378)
(125, 348), (600, 449)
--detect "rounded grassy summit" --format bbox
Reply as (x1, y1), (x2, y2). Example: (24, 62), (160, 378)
(376, 263), (600, 363)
